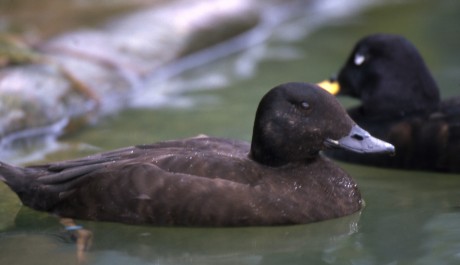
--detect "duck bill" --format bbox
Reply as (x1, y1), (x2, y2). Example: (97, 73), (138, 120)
(325, 125), (395, 155)
(317, 79), (340, 95)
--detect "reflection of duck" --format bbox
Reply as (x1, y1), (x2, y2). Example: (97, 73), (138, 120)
(319, 34), (460, 172)
(5, 206), (363, 264)
(0, 82), (393, 226)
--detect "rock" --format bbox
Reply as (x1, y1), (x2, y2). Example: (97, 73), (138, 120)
(0, 0), (260, 153)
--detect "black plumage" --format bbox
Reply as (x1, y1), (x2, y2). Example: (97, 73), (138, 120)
(321, 34), (460, 172)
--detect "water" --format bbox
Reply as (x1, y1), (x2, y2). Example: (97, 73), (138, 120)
(2, 0), (460, 264)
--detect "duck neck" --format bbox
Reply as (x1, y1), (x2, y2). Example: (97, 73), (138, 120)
(362, 78), (440, 118)
(249, 144), (288, 167)
(373, 57), (440, 116)
(249, 132), (318, 167)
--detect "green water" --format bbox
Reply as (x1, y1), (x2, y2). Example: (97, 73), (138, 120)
(2, 0), (460, 264)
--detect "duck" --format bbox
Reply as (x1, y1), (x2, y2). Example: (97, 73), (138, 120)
(318, 33), (460, 172)
(0, 82), (394, 227)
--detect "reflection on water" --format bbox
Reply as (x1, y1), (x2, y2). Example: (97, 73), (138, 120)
(346, 164), (460, 265)
(1, 0), (460, 264)
(2, 207), (361, 265)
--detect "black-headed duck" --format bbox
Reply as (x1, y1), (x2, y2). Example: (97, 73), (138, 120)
(0, 82), (394, 226)
(319, 34), (460, 172)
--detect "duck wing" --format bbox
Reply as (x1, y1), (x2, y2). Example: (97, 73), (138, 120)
(2, 136), (277, 225)
(29, 136), (254, 185)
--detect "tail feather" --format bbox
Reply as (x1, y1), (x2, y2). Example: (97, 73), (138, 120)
(0, 161), (62, 211)
(0, 161), (33, 193)
(1, 160), (107, 211)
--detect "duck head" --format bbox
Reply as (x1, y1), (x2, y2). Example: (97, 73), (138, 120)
(250, 82), (394, 167)
(319, 34), (440, 116)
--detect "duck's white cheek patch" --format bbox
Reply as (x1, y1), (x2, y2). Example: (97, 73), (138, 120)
(354, 53), (365, 66)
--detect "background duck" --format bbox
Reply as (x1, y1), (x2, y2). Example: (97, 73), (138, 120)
(319, 33), (460, 172)
(0, 82), (393, 227)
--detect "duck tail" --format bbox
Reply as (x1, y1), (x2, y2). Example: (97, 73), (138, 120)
(0, 161), (31, 193)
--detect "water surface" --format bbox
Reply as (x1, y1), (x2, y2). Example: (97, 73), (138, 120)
(1, 0), (460, 264)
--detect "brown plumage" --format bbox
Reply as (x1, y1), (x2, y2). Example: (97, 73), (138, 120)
(0, 82), (393, 226)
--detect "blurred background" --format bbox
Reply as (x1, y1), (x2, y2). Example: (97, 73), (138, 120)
(1, 0), (460, 264)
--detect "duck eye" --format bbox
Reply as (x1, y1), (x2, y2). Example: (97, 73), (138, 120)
(354, 53), (366, 66)
(300, 101), (310, 110)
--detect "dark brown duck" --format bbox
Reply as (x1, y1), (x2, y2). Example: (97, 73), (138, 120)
(0, 82), (394, 226)
(320, 34), (460, 173)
